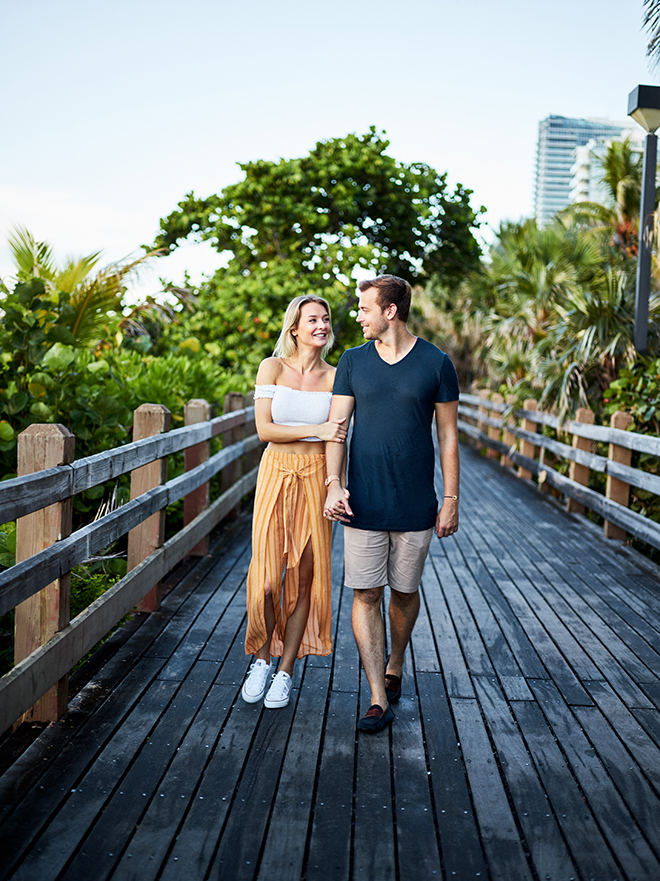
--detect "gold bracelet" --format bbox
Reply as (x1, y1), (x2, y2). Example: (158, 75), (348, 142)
(325, 475), (341, 487)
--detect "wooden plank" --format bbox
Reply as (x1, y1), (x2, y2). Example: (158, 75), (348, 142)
(1, 672), (175, 881)
(511, 696), (623, 880)
(420, 554), (475, 698)
(442, 540), (533, 700)
(472, 677), (578, 880)
(305, 689), (357, 881)
(450, 696), (534, 880)
(390, 690), (441, 877)
(582, 679), (660, 798)
(0, 468), (258, 734)
(50, 662), (220, 881)
(78, 654), (247, 881)
(0, 654), (166, 869)
(353, 722), (396, 878)
(205, 702), (299, 878)
(415, 672), (487, 880)
(256, 665), (331, 880)
(529, 678), (660, 879)
(453, 513), (594, 705)
(0, 407), (255, 523)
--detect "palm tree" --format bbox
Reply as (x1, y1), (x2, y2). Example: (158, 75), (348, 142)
(6, 226), (152, 348)
(644, 0), (660, 69)
(560, 138), (643, 257)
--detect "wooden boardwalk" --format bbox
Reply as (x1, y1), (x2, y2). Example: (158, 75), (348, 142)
(1, 443), (660, 881)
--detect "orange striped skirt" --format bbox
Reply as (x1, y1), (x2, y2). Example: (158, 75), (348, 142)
(245, 449), (333, 658)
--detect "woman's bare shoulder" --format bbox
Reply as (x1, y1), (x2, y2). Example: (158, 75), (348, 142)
(256, 357), (284, 385)
(319, 361), (336, 391)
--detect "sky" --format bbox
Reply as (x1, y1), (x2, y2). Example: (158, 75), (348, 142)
(0, 0), (655, 299)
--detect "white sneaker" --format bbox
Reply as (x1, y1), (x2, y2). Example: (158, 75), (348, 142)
(264, 670), (292, 708)
(241, 658), (273, 703)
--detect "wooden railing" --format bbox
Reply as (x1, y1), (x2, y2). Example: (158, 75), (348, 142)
(0, 394), (264, 734)
(459, 392), (660, 551)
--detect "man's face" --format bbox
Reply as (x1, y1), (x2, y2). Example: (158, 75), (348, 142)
(357, 287), (389, 340)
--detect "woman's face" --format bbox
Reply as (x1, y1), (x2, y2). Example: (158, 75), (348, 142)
(294, 302), (331, 349)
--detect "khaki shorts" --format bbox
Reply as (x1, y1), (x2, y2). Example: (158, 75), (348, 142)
(344, 526), (434, 594)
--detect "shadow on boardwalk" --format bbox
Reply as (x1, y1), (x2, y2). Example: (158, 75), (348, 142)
(1, 444), (660, 880)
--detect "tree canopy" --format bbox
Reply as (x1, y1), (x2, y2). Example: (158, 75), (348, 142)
(152, 128), (483, 288)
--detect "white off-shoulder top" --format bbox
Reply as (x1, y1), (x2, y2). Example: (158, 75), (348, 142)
(254, 384), (332, 442)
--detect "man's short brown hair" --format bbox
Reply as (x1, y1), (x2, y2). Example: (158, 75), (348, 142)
(357, 275), (412, 323)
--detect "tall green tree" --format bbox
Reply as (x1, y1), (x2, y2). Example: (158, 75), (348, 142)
(152, 128), (483, 287)
(148, 129), (483, 375)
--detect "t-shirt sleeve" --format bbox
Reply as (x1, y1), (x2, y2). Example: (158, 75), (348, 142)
(332, 351), (354, 396)
(435, 353), (460, 403)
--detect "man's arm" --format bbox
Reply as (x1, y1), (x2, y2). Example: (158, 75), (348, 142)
(434, 400), (460, 537)
(324, 394), (355, 522)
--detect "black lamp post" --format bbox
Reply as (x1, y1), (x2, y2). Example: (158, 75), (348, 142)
(628, 85), (660, 355)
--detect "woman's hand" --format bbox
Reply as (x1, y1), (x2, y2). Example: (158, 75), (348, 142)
(316, 418), (347, 443)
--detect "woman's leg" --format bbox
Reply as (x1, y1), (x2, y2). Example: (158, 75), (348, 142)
(254, 581), (276, 662)
(278, 540), (314, 676)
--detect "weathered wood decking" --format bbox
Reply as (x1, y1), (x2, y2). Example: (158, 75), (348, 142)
(1, 443), (660, 881)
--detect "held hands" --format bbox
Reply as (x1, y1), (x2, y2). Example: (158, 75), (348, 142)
(323, 483), (353, 522)
(317, 417), (347, 443)
(435, 497), (459, 539)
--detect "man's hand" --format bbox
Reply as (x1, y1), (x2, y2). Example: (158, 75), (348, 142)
(324, 482), (353, 522)
(435, 498), (458, 538)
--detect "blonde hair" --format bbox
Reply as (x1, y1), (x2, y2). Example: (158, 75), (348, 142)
(273, 295), (334, 359)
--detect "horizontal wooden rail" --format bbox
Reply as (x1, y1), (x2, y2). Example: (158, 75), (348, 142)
(0, 407), (255, 523)
(458, 416), (660, 548)
(0, 433), (262, 617)
(0, 466), (259, 735)
(458, 391), (660, 553)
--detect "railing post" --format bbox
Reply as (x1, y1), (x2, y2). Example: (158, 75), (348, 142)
(184, 399), (211, 556)
(221, 392), (245, 519)
(14, 424), (75, 724)
(501, 394), (515, 468)
(517, 399), (538, 480)
(566, 407), (594, 514)
(488, 392), (503, 459)
(604, 410), (634, 540)
(127, 404), (171, 612)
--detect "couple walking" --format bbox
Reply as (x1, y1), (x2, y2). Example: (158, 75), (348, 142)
(241, 275), (460, 733)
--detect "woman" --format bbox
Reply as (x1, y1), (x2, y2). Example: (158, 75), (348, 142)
(242, 295), (346, 709)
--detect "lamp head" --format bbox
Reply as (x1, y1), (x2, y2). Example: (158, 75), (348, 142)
(628, 84), (660, 133)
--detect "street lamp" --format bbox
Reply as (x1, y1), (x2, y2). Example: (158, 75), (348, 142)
(628, 84), (660, 355)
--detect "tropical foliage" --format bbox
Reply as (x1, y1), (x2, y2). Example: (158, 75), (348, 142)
(144, 129), (484, 375)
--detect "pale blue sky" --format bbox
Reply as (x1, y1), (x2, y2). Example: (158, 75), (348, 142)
(0, 0), (654, 297)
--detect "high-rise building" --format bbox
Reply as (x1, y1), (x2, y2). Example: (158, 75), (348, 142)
(534, 115), (628, 225)
(570, 132), (643, 207)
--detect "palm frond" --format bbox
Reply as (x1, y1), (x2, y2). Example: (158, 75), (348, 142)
(56, 252), (103, 293)
(7, 225), (56, 282)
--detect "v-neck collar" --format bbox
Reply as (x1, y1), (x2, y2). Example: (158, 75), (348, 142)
(372, 337), (418, 366)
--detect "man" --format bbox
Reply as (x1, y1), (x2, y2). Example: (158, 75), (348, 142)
(324, 275), (460, 733)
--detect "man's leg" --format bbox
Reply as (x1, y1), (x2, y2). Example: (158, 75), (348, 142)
(385, 528), (432, 679)
(386, 588), (420, 678)
(352, 586), (388, 709)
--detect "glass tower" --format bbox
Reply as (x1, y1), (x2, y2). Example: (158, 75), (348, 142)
(534, 115), (625, 226)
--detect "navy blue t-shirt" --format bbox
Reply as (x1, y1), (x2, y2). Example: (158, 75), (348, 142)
(332, 338), (459, 532)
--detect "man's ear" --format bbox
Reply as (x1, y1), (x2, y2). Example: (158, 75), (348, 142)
(385, 303), (398, 320)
